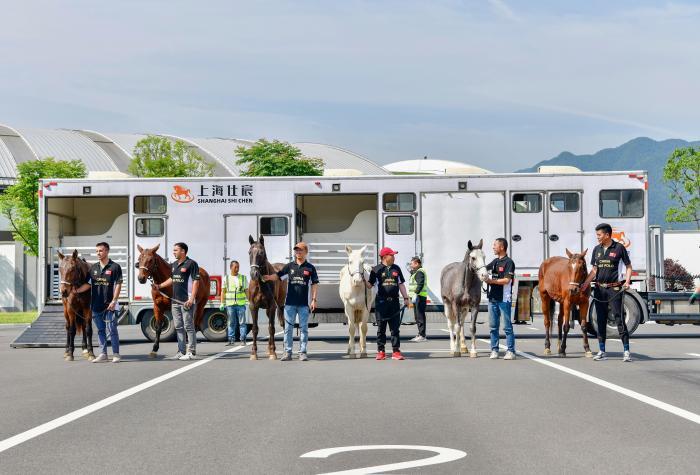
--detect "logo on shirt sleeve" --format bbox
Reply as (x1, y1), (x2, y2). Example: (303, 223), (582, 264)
(303, 270), (310, 276)
(392, 271), (398, 277)
(180, 267), (187, 272)
(609, 252), (616, 257)
(106, 270), (112, 275)
(498, 267), (504, 272)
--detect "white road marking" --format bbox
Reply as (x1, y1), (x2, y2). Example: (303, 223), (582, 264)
(528, 326), (539, 330)
(300, 444), (467, 475)
(309, 348), (490, 354)
(0, 332), (283, 454)
(687, 353), (700, 358)
(477, 339), (700, 425)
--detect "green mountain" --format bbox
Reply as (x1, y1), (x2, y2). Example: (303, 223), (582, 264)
(518, 137), (700, 229)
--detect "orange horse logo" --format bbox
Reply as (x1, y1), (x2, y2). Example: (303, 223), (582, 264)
(612, 228), (631, 248)
(171, 185), (194, 203)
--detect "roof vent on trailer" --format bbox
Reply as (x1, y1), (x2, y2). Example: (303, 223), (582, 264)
(537, 165), (582, 174)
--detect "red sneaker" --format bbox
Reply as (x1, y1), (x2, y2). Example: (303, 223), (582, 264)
(375, 351), (386, 360)
(391, 351), (405, 360)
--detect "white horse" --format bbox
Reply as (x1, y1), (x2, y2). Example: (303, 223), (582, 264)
(339, 245), (376, 358)
(440, 239), (489, 357)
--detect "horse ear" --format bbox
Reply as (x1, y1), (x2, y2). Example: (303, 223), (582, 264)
(137, 244), (144, 253)
(57, 251), (65, 260)
(566, 248), (573, 258)
(259, 235), (264, 246)
(249, 235), (255, 245)
(477, 238), (483, 249)
(581, 248), (588, 258)
(72, 249), (79, 259)
(345, 244), (352, 254)
(152, 243), (160, 253)
(468, 240), (473, 250)
(360, 245), (367, 255)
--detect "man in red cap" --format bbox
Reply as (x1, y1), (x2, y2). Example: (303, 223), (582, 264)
(366, 247), (410, 360)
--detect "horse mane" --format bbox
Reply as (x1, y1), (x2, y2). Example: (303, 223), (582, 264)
(150, 251), (172, 284)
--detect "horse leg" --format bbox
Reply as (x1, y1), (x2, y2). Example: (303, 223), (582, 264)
(469, 306), (478, 358)
(542, 295), (552, 355)
(67, 322), (76, 361)
(359, 316), (368, 358)
(85, 312), (95, 360)
(449, 303), (460, 357)
(149, 307), (163, 358)
(345, 303), (355, 356)
(459, 307), (468, 354)
(267, 306), (277, 360)
(250, 306), (259, 360)
(579, 299), (593, 357)
(559, 301), (569, 357)
(64, 321), (71, 359)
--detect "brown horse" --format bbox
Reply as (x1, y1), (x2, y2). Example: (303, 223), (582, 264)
(538, 249), (592, 357)
(136, 244), (211, 357)
(57, 250), (95, 361)
(248, 235), (287, 360)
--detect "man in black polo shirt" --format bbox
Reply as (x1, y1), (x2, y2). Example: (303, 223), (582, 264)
(366, 247), (410, 360)
(485, 238), (516, 360)
(75, 242), (123, 363)
(153, 242), (200, 361)
(589, 223), (633, 362)
(264, 242), (318, 361)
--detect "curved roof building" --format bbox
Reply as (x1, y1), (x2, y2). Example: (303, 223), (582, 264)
(0, 123), (388, 183)
(384, 158), (492, 175)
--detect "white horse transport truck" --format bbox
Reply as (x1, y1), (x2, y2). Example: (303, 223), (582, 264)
(34, 170), (698, 344)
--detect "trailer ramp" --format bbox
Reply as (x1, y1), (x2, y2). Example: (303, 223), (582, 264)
(10, 303), (68, 348)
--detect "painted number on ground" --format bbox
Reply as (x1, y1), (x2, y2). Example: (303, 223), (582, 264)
(300, 444), (467, 475)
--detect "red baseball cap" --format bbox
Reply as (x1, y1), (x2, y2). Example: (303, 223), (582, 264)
(379, 247), (398, 257)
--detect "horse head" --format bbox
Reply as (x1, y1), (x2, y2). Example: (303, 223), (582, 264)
(136, 243), (161, 284)
(565, 248), (588, 296)
(57, 249), (86, 299)
(248, 235), (267, 281)
(345, 244), (368, 286)
(466, 239), (488, 282)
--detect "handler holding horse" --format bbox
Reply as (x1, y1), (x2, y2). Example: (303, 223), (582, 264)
(485, 238), (516, 360)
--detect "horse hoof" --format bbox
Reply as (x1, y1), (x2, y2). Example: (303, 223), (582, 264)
(65, 355), (74, 361)
(63, 351), (69, 358)
(82, 349), (89, 354)
(148, 352), (157, 358)
(359, 352), (367, 359)
(469, 350), (477, 358)
(558, 353), (566, 358)
(544, 348), (552, 356)
(585, 351), (593, 358)
(87, 355), (95, 361)
(250, 354), (258, 361)
(460, 347), (468, 354)
(269, 354), (277, 361)
(452, 351), (461, 357)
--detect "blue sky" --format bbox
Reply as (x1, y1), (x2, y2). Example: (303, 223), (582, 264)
(1, 0), (698, 171)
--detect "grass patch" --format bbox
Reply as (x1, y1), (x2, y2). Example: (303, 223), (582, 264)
(0, 312), (38, 324)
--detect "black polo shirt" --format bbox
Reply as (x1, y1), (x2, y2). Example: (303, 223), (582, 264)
(277, 260), (319, 307)
(486, 255), (515, 302)
(171, 257), (200, 302)
(369, 264), (405, 301)
(87, 260), (123, 313)
(591, 241), (630, 283)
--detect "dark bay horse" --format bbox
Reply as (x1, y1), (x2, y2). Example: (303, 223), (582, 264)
(248, 235), (287, 360)
(440, 239), (489, 357)
(538, 249), (592, 357)
(57, 250), (95, 361)
(136, 244), (211, 357)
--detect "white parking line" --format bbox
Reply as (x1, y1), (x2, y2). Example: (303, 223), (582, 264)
(687, 353), (700, 358)
(477, 339), (700, 426)
(0, 332), (283, 454)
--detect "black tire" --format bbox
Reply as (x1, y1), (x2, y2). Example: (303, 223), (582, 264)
(589, 292), (642, 337)
(201, 309), (228, 342)
(140, 310), (176, 342)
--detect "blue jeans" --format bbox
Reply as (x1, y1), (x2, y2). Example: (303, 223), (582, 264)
(93, 309), (119, 355)
(226, 305), (247, 340)
(284, 305), (310, 354)
(489, 300), (515, 352)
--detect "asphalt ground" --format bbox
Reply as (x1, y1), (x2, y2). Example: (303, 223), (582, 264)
(0, 319), (699, 474)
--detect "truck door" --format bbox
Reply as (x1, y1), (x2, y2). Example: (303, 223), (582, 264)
(224, 214), (292, 278)
(510, 192), (545, 270)
(547, 191), (583, 258)
(132, 195), (168, 300)
(380, 192), (418, 270)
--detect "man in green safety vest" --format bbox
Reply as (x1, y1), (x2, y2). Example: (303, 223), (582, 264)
(408, 256), (429, 342)
(220, 260), (249, 346)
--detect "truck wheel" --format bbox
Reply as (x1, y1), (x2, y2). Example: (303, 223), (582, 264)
(589, 293), (642, 337)
(140, 310), (176, 342)
(201, 309), (228, 342)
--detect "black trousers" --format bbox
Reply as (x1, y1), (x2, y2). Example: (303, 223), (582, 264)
(593, 286), (629, 348)
(376, 299), (401, 352)
(413, 295), (427, 337)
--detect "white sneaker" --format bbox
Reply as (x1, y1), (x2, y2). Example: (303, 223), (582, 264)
(593, 351), (607, 361)
(92, 353), (108, 363)
(111, 354), (121, 363)
(410, 336), (421, 342)
(167, 352), (184, 360)
(489, 350), (499, 359)
(623, 351), (632, 362)
(178, 352), (193, 361)
(504, 351), (516, 360)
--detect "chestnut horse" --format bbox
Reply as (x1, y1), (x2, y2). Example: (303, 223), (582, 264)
(136, 244), (211, 357)
(57, 250), (95, 361)
(247, 235), (287, 360)
(538, 249), (592, 357)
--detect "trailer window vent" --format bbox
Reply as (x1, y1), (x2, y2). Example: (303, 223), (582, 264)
(82, 186), (91, 195)
(332, 183), (341, 192)
(458, 181), (467, 190)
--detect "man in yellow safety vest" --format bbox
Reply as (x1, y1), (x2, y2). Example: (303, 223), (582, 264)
(220, 260), (249, 346)
(408, 256), (429, 342)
